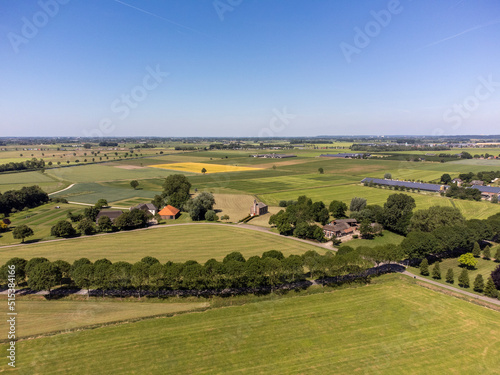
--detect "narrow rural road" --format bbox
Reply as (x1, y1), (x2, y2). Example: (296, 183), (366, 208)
(402, 270), (500, 307)
(48, 183), (75, 196)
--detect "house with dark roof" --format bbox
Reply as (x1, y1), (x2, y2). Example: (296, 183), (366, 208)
(250, 200), (268, 216)
(323, 219), (358, 238)
(95, 210), (123, 224)
(159, 205), (180, 220)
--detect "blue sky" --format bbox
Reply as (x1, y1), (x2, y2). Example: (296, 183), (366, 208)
(0, 0), (499, 137)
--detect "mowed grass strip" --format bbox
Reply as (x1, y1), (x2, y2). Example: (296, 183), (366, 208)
(5, 300), (208, 339)
(0, 224), (323, 264)
(150, 162), (261, 174)
(3, 275), (499, 374)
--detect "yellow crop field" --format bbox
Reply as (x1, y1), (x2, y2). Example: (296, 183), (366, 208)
(150, 162), (261, 173)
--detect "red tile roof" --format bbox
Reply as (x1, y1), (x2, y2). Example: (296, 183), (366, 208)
(159, 205), (180, 216)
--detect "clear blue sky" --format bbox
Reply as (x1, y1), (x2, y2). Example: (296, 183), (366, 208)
(1, 0), (499, 137)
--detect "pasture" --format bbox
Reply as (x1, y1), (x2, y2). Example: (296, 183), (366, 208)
(2, 274), (499, 373)
(5, 300), (208, 339)
(0, 203), (85, 246)
(342, 230), (405, 249)
(150, 162), (261, 174)
(0, 224), (325, 264)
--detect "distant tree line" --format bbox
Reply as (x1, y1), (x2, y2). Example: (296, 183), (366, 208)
(0, 186), (49, 215)
(350, 144), (451, 152)
(0, 158), (45, 173)
(0, 249), (383, 298)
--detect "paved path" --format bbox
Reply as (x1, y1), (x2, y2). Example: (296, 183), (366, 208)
(48, 184), (75, 196)
(0, 222), (334, 251)
(402, 270), (500, 306)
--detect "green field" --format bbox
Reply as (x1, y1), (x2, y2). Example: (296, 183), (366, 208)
(2, 275), (499, 374)
(0, 224), (325, 264)
(0, 171), (68, 194)
(6, 300), (208, 338)
(408, 257), (500, 296)
(0, 202), (86, 246)
(341, 230), (405, 249)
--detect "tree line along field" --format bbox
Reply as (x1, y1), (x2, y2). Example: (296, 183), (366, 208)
(408, 256), (500, 297)
(0, 224), (323, 264)
(2, 275), (499, 374)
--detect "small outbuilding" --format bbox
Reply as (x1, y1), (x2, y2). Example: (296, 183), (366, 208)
(159, 205), (180, 220)
(250, 200), (268, 216)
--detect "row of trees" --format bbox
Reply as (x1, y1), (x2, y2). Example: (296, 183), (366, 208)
(0, 158), (45, 173)
(0, 185), (49, 215)
(419, 260), (500, 298)
(0, 249), (375, 297)
(50, 208), (150, 238)
(401, 208), (500, 259)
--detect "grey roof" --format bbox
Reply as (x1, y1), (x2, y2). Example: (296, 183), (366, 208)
(135, 203), (157, 210)
(255, 202), (267, 208)
(361, 178), (446, 192)
(472, 185), (500, 194)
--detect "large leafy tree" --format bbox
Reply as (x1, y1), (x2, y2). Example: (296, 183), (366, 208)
(12, 224), (34, 243)
(28, 262), (61, 298)
(383, 193), (416, 235)
(0, 257), (27, 284)
(458, 253), (478, 269)
(72, 264), (94, 297)
(401, 231), (439, 259)
(162, 174), (191, 208)
(50, 220), (76, 238)
(184, 192), (215, 221)
(329, 200), (347, 218)
(408, 206), (465, 233)
(349, 197), (367, 212)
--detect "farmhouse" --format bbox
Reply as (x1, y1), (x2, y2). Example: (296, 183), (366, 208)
(250, 154), (296, 158)
(250, 200), (268, 216)
(320, 153), (370, 158)
(95, 210), (123, 223)
(131, 203), (157, 216)
(452, 178), (463, 186)
(322, 219), (358, 239)
(159, 205), (180, 220)
(470, 180), (484, 186)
